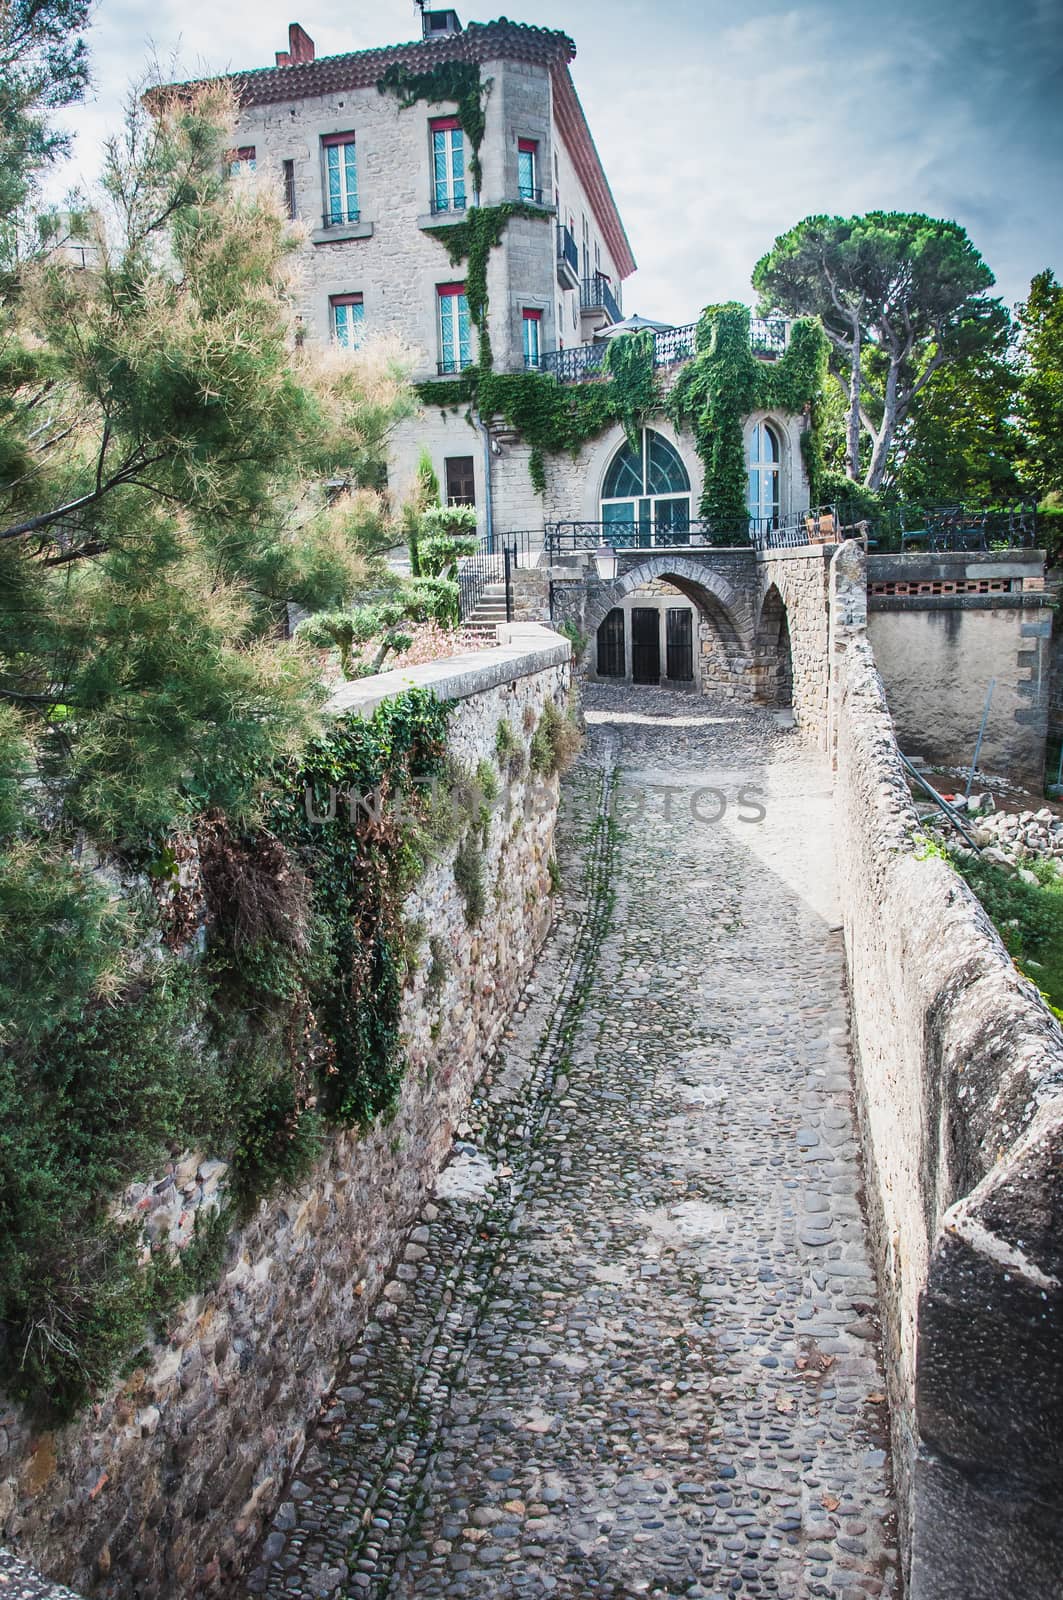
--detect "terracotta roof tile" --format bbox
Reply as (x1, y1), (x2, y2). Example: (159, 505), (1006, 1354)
(211, 21), (576, 108)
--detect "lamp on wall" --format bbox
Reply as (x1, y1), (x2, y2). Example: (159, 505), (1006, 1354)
(593, 544), (618, 581)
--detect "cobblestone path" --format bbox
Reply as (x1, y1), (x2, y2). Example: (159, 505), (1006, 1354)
(244, 685), (898, 1600)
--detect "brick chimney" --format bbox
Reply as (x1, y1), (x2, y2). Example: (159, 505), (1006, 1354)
(275, 22), (315, 66)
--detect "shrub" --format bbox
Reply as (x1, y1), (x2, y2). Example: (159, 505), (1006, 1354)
(529, 698), (582, 778)
(453, 832), (486, 925)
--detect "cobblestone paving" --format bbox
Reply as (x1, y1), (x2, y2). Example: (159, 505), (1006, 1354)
(243, 685), (898, 1600)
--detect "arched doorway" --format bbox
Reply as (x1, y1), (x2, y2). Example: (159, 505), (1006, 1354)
(585, 555), (751, 694)
(753, 585), (793, 707)
(600, 429), (691, 544)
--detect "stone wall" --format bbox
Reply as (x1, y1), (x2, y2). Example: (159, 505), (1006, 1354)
(549, 543), (833, 745)
(829, 542), (1063, 1598)
(866, 551), (1054, 787)
(0, 626), (572, 1600)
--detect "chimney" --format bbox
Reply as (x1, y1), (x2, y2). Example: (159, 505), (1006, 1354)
(276, 22), (315, 66)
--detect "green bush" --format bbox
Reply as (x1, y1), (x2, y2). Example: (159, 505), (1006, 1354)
(529, 698), (583, 778)
(453, 832), (486, 925)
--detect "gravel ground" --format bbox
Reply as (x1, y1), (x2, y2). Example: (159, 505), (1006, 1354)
(241, 683), (899, 1600)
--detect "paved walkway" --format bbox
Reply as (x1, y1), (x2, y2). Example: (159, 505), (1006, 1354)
(244, 685), (898, 1600)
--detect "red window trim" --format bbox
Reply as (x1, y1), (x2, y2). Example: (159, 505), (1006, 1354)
(430, 116), (461, 133)
(437, 281), (466, 298)
(518, 138), (538, 154)
(227, 145), (256, 162)
(329, 292), (364, 308)
(522, 307), (543, 321)
(321, 131), (356, 148)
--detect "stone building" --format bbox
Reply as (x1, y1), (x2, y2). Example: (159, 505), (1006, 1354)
(196, 10), (817, 689)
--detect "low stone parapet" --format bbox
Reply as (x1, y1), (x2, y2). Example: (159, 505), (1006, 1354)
(830, 541), (1063, 1598)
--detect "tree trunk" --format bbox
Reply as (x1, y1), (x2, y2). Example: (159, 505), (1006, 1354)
(844, 321), (862, 483)
(865, 355), (900, 490)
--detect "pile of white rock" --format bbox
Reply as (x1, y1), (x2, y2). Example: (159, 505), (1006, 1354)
(949, 803), (1063, 879)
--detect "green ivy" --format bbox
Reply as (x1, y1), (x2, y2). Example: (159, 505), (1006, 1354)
(425, 203), (549, 370)
(667, 303), (828, 523)
(0, 689), (454, 1421)
(269, 689), (452, 1124)
(377, 60), (489, 192)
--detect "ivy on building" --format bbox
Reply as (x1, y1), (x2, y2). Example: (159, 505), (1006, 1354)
(425, 202), (549, 370)
(418, 331), (661, 494)
(377, 60), (490, 192)
(667, 303), (828, 521)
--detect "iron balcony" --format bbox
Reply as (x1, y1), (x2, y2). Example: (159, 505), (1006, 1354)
(539, 318), (790, 383)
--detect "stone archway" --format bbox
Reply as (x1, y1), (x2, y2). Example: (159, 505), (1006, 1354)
(752, 584), (794, 708)
(583, 555), (754, 696)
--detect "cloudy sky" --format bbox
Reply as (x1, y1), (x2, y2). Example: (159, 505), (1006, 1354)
(51, 0), (1063, 324)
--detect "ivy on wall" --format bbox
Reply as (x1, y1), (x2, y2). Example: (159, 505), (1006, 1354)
(667, 303), (828, 522)
(377, 60), (490, 192)
(425, 202), (549, 370)
(418, 331), (661, 494)
(0, 688), (454, 1420)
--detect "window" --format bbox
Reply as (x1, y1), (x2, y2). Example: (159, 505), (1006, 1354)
(748, 421), (781, 528)
(330, 293), (364, 348)
(600, 428), (691, 545)
(522, 307), (543, 369)
(227, 145), (256, 175)
(445, 455), (476, 507)
(437, 282), (472, 372)
(582, 213), (590, 279)
(517, 139), (539, 202)
(431, 117), (466, 213)
(322, 133), (358, 225)
(282, 159), (296, 219)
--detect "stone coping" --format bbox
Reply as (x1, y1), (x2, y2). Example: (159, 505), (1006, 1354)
(326, 623), (570, 720)
(869, 549), (1046, 581)
(0, 1548), (83, 1598)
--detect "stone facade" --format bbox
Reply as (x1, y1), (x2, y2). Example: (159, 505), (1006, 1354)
(0, 627), (572, 1600)
(551, 543), (833, 746)
(867, 549), (1055, 787)
(222, 22), (631, 525)
(830, 542), (1063, 1598)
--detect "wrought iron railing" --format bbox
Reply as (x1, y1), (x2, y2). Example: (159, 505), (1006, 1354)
(580, 275), (621, 326)
(545, 519), (765, 554)
(430, 195), (468, 216)
(557, 224), (579, 276)
(749, 317), (789, 355)
(437, 357), (475, 375)
(540, 344), (608, 383)
(842, 500), (1039, 555)
(321, 209), (360, 228)
(457, 531), (542, 622)
(539, 318), (791, 384)
(652, 324), (698, 367)
(517, 185), (545, 205)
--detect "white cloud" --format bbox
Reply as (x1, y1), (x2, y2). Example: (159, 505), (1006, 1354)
(45, 0), (1063, 322)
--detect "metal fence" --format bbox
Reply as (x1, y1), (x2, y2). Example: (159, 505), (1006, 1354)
(580, 275), (622, 326)
(838, 500), (1040, 554)
(545, 519), (774, 554)
(456, 532), (543, 623)
(540, 317), (791, 385)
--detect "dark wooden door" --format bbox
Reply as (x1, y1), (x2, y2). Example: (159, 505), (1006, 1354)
(631, 608), (660, 684)
(596, 607), (626, 677)
(666, 608), (694, 680)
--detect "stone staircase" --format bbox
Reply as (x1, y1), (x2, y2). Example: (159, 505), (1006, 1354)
(462, 580), (509, 642)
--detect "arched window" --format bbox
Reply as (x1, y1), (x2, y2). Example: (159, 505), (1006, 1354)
(748, 421), (781, 528)
(600, 429), (691, 545)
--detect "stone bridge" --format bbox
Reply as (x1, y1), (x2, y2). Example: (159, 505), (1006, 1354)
(547, 544), (834, 742)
